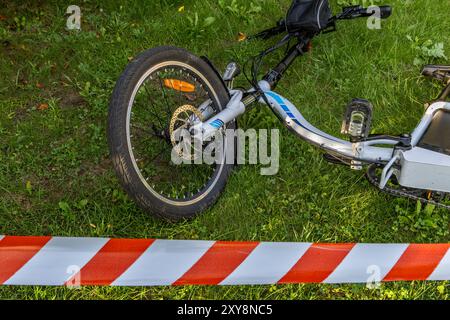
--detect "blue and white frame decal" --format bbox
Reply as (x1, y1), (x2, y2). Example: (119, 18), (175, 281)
(209, 119), (224, 128)
(264, 91), (342, 143)
(265, 91), (302, 127)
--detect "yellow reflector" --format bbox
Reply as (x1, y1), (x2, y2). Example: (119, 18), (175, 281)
(163, 79), (195, 93)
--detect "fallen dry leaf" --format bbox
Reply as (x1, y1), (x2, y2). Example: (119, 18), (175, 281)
(238, 32), (247, 42)
(0, 15), (7, 21)
(36, 82), (44, 89)
(37, 103), (48, 111)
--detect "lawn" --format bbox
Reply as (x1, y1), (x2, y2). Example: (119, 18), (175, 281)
(0, 0), (449, 299)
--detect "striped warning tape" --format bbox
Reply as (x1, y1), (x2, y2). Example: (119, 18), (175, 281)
(0, 235), (449, 286)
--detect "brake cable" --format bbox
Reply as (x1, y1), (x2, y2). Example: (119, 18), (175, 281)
(246, 33), (294, 109)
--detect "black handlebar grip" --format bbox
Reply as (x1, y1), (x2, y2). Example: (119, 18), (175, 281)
(378, 5), (392, 19)
(363, 5), (392, 19)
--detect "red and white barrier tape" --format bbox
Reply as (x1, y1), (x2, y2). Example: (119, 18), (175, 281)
(0, 235), (448, 286)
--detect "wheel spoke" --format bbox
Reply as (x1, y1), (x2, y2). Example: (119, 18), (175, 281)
(131, 124), (158, 137)
(158, 75), (173, 121)
(142, 81), (165, 128)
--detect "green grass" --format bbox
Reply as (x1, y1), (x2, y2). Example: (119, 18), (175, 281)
(0, 0), (449, 299)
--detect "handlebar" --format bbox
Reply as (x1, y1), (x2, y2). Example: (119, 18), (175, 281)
(249, 4), (392, 90)
(249, 5), (392, 41)
(336, 5), (392, 20)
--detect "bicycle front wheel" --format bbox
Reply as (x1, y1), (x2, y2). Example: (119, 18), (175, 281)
(108, 46), (236, 220)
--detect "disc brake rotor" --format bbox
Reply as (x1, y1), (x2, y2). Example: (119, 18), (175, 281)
(169, 104), (204, 161)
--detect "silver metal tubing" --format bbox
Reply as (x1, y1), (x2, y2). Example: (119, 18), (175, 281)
(261, 88), (395, 163)
(411, 101), (450, 146)
(379, 154), (399, 189)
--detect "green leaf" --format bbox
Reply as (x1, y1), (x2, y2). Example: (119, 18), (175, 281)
(424, 204), (436, 215)
(415, 200), (422, 214)
(58, 201), (71, 213)
(203, 16), (215, 27)
(78, 199), (88, 209)
(25, 180), (32, 195)
(413, 57), (423, 66)
(427, 42), (447, 59)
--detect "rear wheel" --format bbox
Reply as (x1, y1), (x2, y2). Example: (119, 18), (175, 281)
(108, 46), (236, 220)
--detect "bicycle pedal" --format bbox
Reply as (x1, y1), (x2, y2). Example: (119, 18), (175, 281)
(341, 98), (373, 142)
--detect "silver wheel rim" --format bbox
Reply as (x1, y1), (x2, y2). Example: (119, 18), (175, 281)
(125, 61), (228, 206)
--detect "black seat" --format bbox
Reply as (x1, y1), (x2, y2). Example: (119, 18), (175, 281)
(422, 65), (450, 82)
